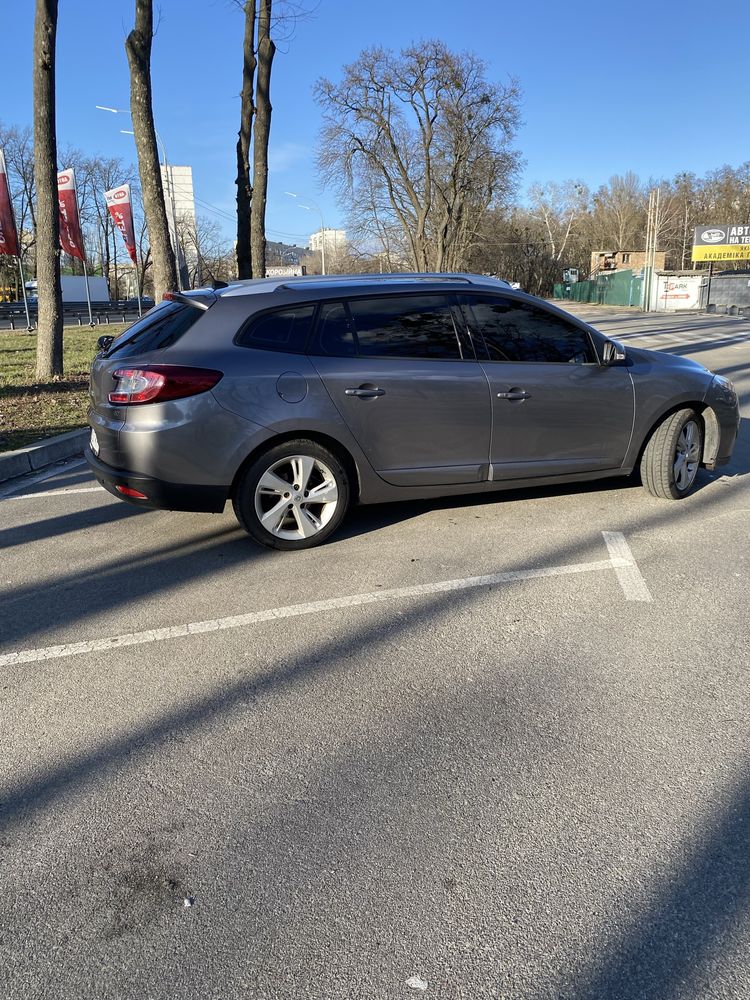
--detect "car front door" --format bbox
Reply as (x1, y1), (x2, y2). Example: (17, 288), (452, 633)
(308, 293), (492, 487)
(462, 295), (635, 480)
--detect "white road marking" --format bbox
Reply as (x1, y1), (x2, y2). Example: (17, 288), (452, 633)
(602, 531), (653, 602)
(0, 458), (87, 501)
(5, 486), (104, 501)
(0, 535), (648, 667)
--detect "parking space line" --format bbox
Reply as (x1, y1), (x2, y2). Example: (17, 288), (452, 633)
(0, 534), (649, 667)
(0, 458), (87, 501)
(5, 486), (104, 501)
(602, 531), (653, 602)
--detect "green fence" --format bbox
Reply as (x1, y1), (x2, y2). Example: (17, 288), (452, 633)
(554, 269), (643, 308)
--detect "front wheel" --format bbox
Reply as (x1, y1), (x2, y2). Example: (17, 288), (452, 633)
(232, 439), (350, 549)
(640, 408), (703, 500)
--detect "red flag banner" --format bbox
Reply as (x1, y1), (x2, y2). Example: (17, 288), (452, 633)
(0, 149), (20, 258)
(57, 168), (86, 261)
(105, 184), (138, 265)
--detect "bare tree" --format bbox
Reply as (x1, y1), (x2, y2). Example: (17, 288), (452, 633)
(235, 0), (257, 279)
(234, 0), (309, 278)
(528, 181), (589, 263)
(33, 0), (63, 378)
(316, 41), (521, 273)
(250, 0), (275, 278)
(125, 0), (177, 302)
(590, 173), (646, 251)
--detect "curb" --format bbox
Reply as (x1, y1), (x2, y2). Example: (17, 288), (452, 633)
(0, 427), (89, 484)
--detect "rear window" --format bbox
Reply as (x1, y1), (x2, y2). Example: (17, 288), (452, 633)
(104, 301), (202, 359)
(236, 304), (316, 354)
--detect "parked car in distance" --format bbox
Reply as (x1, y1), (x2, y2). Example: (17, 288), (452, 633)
(86, 273), (740, 550)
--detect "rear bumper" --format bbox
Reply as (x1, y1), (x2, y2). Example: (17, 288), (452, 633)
(85, 447), (229, 513)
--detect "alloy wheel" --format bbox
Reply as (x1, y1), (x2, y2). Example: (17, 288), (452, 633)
(673, 419), (702, 492)
(254, 454), (340, 541)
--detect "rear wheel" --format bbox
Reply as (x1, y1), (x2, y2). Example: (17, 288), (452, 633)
(233, 439), (350, 549)
(640, 408), (703, 500)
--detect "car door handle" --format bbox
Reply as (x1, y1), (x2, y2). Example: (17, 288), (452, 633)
(345, 387), (386, 398)
(497, 390), (531, 400)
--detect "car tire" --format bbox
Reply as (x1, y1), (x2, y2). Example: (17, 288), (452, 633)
(640, 408), (703, 500)
(233, 439), (350, 550)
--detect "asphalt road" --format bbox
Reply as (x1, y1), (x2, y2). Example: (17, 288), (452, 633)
(1, 307), (749, 999)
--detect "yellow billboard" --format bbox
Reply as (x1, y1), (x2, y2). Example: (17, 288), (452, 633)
(692, 225), (750, 262)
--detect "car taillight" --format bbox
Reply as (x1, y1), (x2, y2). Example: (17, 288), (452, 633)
(108, 365), (223, 405)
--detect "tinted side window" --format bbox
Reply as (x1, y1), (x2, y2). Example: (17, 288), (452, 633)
(348, 295), (461, 359)
(314, 301), (357, 356)
(466, 296), (597, 364)
(237, 304), (315, 354)
(105, 301), (202, 359)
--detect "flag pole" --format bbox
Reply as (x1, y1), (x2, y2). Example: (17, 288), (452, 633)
(17, 256), (33, 332)
(82, 256), (94, 326)
(135, 253), (142, 318)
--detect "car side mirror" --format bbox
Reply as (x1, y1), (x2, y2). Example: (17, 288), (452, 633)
(97, 335), (114, 352)
(602, 340), (626, 365)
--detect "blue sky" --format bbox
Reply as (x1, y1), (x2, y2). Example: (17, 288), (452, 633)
(6, 0), (750, 245)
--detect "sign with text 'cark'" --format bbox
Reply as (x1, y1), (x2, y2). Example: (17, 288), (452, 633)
(692, 225), (750, 262)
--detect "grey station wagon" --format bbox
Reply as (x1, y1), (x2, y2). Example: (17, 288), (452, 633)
(86, 273), (740, 550)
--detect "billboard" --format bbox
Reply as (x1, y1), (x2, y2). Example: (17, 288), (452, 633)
(692, 225), (750, 263)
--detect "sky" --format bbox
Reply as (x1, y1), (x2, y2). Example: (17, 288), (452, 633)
(6, 0), (750, 247)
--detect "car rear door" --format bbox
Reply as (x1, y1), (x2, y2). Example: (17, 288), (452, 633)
(462, 294), (635, 480)
(308, 293), (492, 487)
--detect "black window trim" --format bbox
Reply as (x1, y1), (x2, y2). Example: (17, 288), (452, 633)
(306, 290), (475, 362)
(460, 293), (601, 366)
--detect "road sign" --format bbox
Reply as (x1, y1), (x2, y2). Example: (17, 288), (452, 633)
(692, 225), (750, 262)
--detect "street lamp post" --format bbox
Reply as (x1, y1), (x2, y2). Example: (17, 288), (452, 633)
(96, 105), (184, 291)
(285, 191), (326, 275)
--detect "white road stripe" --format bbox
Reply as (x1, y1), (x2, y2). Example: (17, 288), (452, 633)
(0, 458), (87, 501)
(602, 531), (653, 602)
(5, 486), (104, 501)
(0, 546), (640, 667)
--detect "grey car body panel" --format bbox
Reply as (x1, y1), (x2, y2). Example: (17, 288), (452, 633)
(618, 347), (717, 469)
(309, 356), (492, 486)
(480, 361), (635, 480)
(86, 276), (740, 514)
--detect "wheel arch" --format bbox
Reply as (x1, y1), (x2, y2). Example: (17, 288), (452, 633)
(634, 401), (719, 468)
(230, 430), (362, 503)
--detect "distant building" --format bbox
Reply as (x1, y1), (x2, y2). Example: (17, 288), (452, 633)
(160, 165), (196, 285)
(309, 227), (347, 259)
(266, 241), (304, 266)
(160, 165), (196, 227)
(590, 250), (665, 276)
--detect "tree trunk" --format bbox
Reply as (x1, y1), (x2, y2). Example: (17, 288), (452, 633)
(236, 1), (256, 279)
(33, 0), (63, 379)
(250, 0), (275, 279)
(125, 0), (177, 303)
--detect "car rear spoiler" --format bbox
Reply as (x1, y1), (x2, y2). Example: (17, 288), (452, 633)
(163, 290), (217, 311)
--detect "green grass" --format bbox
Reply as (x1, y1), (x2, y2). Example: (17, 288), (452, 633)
(0, 324), (129, 453)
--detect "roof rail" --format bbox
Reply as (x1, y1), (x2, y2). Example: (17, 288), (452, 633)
(219, 272), (511, 298)
(276, 272), (511, 291)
